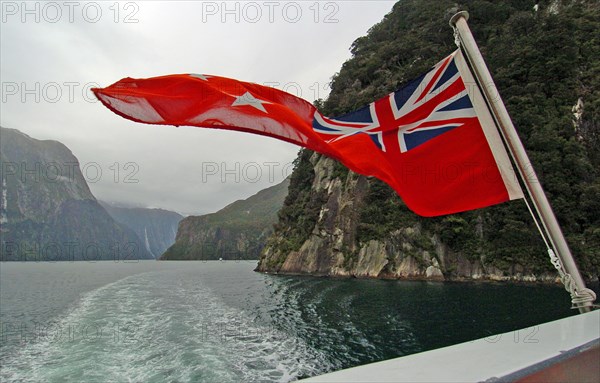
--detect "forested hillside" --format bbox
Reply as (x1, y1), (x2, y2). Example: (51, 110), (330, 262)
(162, 178), (289, 260)
(257, 0), (600, 280)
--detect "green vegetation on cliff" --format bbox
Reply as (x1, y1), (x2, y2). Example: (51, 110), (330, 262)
(268, 151), (328, 255)
(260, 0), (600, 280)
(161, 178), (290, 260)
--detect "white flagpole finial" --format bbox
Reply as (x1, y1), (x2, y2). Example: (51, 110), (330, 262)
(449, 11), (469, 28)
(450, 12), (469, 47)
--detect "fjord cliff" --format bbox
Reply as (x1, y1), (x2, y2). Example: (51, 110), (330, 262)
(100, 202), (183, 258)
(256, 0), (600, 281)
(161, 178), (289, 260)
(0, 127), (153, 261)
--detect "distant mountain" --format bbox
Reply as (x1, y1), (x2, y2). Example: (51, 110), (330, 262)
(0, 127), (153, 261)
(161, 178), (290, 260)
(100, 202), (182, 258)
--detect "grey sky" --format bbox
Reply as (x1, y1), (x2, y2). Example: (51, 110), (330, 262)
(1, 1), (395, 216)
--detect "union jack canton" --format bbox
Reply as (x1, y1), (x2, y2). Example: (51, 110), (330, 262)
(312, 52), (477, 156)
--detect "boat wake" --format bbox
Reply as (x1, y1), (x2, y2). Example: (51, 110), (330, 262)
(0, 271), (332, 383)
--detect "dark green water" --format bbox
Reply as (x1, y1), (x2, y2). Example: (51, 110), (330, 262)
(0, 261), (584, 382)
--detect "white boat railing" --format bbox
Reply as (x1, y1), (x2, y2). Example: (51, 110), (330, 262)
(300, 309), (599, 383)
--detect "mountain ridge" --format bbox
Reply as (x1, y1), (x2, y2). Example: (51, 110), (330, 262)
(0, 127), (153, 261)
(161, 178), (290, 260)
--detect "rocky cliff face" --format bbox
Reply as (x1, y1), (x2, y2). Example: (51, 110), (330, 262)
(256, 153), (559, 282)
(256, 0), (600, 282)
(161, 178), (289, 260)
(100, 202), (183, 258)
(0, 127), (153, 260)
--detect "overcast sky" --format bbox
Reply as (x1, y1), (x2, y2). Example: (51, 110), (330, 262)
(1, 1), (395, 216)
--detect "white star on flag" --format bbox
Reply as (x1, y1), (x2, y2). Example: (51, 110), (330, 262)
(231, 91), (271, 113)
(189, 73), (211, 81)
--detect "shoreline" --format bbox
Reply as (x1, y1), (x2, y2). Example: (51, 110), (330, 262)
(255, 269), (600, 286)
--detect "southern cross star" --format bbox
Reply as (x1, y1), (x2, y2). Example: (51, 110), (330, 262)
(231, 91), (271, 113)
(189, 73), (211, 81)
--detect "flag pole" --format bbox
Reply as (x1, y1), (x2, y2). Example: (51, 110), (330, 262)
(449, 11), (595, 313)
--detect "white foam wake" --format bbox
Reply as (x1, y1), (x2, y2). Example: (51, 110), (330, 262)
(1, 270), (333, 383)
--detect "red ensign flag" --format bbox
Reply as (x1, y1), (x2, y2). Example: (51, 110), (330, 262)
(93, 50), (523, 216)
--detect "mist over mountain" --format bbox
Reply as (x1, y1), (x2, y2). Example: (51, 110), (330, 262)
(100, 201), (183, 258)
(0, 127), (153, 261)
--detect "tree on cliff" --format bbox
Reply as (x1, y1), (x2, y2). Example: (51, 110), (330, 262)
(259, 0), (600, 280)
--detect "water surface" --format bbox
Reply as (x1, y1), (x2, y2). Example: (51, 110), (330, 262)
(0, 261), (578, 382)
